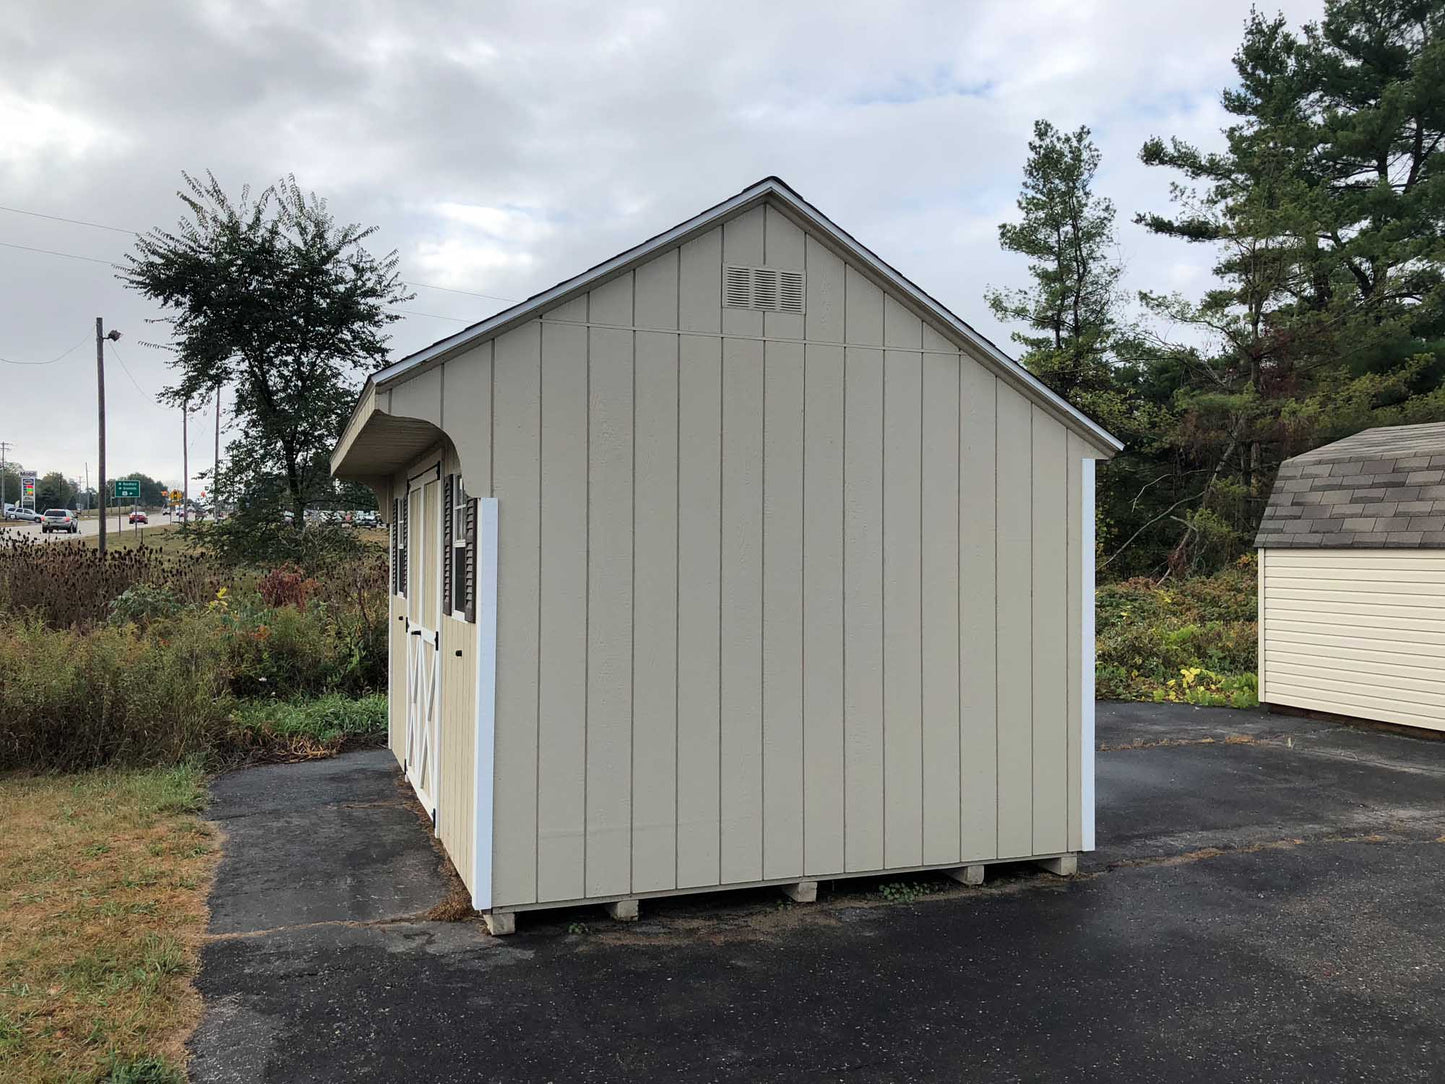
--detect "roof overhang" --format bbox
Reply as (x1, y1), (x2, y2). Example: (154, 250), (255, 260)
(333, 176), (1124, 465)
(331, 382), (445, 481)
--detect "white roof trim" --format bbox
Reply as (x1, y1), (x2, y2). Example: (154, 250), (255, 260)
(362, 177), (1123, 455)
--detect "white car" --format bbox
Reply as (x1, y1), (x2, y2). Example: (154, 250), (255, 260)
(4, 506), (42, 523)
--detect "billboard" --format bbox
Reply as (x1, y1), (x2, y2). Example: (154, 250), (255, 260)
(20, 470), (35, 507)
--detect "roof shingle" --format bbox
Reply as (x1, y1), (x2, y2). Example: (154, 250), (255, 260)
(1255, 422), (1445, 550)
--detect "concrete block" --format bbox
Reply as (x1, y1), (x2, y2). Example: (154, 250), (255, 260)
(483, 911), (516, 936)
(605, 899), (639, 922)
(947, 864), (986, 886)
(782, 880), (817, 903)
(1037, 855), (1078, 877)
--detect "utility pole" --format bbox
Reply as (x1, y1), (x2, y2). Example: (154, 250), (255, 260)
(96, 319), (121, 553)
(182, 400), (189, 526)
(214, 386), (221, 508)
(0, 440), (11, 509)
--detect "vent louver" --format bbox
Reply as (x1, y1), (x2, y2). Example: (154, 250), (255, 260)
(723, 265), (805, 315)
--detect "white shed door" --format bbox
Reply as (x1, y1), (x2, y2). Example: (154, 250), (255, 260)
(405, 479), (443, 816)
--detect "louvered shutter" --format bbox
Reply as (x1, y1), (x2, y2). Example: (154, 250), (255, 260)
(389, 500), (398, 593)
(442, 474), (454, 614)
(464, 497), (477, 623)
(398, 495), (409, 595)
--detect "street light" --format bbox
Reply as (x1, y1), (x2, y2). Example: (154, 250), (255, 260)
(96, 321), (122, 554)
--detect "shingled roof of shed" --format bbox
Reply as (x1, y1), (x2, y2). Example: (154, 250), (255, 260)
(1254, 421), (1445, 549)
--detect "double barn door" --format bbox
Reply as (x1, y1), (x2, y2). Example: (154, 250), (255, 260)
(405, 476), (442, 818)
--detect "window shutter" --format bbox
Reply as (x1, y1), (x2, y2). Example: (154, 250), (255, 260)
(464, 497), (478, 623)
(389, 500), (397, 593)
(398, 495), (409, 595)
(442, 474), (454, 614)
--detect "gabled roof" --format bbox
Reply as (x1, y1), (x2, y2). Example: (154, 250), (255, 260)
(1255, 422), (1445, 549)
(352, 176), (1122, 456)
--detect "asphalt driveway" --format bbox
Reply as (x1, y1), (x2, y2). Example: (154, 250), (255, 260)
(190, 703), (1445, 1082)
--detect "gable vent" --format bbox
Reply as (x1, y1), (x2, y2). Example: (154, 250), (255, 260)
(723, 265), (805, 315)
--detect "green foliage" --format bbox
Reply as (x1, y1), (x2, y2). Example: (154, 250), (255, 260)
(993, 3), (1445, 577)
(119, 171), (411, 525)
(101, 1054), (185, 1084)
(107, 585), (185, 627)
(878, 879), (947, 904)
(1096, 559), (1258, 707)
(229, 694), (386, 755)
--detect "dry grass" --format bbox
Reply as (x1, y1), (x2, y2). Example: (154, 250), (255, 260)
(0, 768), (217, 1083)
(77, 525), (191, 555)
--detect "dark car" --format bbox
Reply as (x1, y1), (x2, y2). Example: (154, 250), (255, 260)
(41, 508), (78, 534)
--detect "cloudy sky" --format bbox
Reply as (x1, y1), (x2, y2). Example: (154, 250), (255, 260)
(1, 0), (1324, 495)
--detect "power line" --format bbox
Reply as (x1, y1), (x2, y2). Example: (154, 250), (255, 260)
(0, 205), (136, 235)
(0, 203), (520, 303)
(105, 340), (152, 398)
(0, 240), (116, 266)
(0, 335), (90, 366)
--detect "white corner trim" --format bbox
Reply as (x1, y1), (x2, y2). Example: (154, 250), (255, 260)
(471, 497), (499, 911)
(1081, 458), (1096, 852)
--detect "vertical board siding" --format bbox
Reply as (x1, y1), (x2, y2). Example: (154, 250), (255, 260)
(676, 333), (723, 888)
(843, 265), (885, 872)
(632, 329), (680, 892)
(536, 320), (588, 902)
(921, 330), (962, 866)
(490, 321), (542, 908)
(994, 384), (1033, 860)
(720, 334), (765, 883)
(882, 295), (924, 869)
(586, 317), (634, 898)
(762, 339), (805, 880)
(389, 592), (406, 765)
(958, 362), (998, 862)
(439, 613), (478, 895)
(1030, 410), (1068, 856)
(470, 205), (1093, 907)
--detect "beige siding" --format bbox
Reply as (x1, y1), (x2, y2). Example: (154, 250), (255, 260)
(1261, 549), (1445, 732)
(453, 200), (1093, 909)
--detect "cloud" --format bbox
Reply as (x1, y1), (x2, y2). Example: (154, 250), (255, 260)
(0, 0), (1327, 490)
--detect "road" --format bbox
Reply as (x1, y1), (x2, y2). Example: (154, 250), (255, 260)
(191, 702), (1445, 1082)
(0, 513), (176, 543)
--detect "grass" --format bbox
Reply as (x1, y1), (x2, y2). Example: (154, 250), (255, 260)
(1096, 556), (1259, 708)
(0, 766), (216, 1083)
(228, 694), (388, 762)
(78, 525), (190, 555)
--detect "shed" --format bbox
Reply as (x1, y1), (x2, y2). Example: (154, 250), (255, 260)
(1255, 421), (1445, 734)
(331, 177), (1122, 932)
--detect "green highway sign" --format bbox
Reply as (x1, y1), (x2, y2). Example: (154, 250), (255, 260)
(113, 479), (141, 500)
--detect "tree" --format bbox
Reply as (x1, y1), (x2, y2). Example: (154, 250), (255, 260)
(35, 472), (75, 511)
(120, 173), (411, 529)
(986, 120), (1127, 402)
(1126, 0), (1445, 575)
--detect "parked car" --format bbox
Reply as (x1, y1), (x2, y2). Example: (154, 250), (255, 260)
(4, 506), (41, 523)
(129, 510), (148, 524)
(41, 508), (78, 534)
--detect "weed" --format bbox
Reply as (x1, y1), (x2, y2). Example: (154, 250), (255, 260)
(567, 922), (590, 936)
(878, 879), (945, 905)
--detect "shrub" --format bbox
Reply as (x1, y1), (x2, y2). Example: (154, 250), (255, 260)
(107, 584), (185, 627)
(1096, 557), (1258, 707)
(0, 616), (231, 772)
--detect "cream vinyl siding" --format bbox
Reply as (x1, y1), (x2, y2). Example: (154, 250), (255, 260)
(470, 202), (1099, 910)
(1260, 548), (1445, 733)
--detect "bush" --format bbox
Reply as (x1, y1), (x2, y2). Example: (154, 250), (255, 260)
(1096, 556), (1258, 707)
(0, 616), (231, 772)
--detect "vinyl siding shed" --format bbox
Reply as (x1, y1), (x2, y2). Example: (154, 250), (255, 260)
(332, 177), (1122, 930)
(1255, 421), (1445, 734)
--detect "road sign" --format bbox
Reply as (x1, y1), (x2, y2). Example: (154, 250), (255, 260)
(113, 479), (141, 500)
(170, 489), (183, 502)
